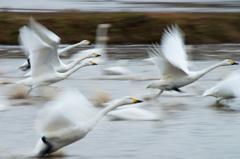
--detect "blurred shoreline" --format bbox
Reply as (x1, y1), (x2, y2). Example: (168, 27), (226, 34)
(0, 12), (240, 45)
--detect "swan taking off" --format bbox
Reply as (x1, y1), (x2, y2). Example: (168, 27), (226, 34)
(146, 24), (238, 97)
(16, 26), (97, 88)
(202, 70), (240, 103)
(33, 89), (142, 157)
(19, 17), (99, 73)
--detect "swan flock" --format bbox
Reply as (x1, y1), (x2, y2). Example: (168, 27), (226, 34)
(3, 17), (238, 157)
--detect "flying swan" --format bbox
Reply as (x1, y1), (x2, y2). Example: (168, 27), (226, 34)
(32, 89), (143, 157)
(146, 24), (238, 97)
(19, 17), (100, 74)
(16, 26), (97, 89)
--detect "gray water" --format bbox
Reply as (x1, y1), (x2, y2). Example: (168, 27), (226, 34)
(0, 45), (240, 158)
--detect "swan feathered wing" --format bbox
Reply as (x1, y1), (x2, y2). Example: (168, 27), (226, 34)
(29, 17), (60, 49)
(35, 89), (98, 135)
(162, 25), (188, 73)
(148, 25), (188, 78)
(19, 26), (56, 78)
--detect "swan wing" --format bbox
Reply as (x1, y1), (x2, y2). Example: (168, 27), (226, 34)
(19, 26), (56, 78)
(162, 25), (188, 72)
(148, 43), (187, 78)
(29, 17), (60, 49)
(35, 89), (98, 135)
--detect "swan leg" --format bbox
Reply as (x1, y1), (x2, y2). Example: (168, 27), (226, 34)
(156, 90), (164, 98)
(37, 136), (52, 157)
(173, 87), (183, 93)
(28, 87), (33, 94)
(216, 98), (223, 104)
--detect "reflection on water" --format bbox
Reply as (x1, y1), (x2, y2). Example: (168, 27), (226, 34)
(0, 45), (240, 158)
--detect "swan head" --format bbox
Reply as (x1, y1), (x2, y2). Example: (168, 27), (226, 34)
(118, 96), (143, 106)
(81, 40), (92, 45)
(222, 59), (238, 66)
(81, 60), (97, 66)
(93, 53), (101, 57)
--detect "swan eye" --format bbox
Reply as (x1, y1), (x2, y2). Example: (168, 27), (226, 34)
(130, 98), (138, 103)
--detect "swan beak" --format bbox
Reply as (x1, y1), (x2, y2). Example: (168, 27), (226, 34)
(135, 100), (143, 103)
(90, 61), (97, 65)
(230, 60), (238, 65)
(131, 98), (143, 103)
(233, 62), (239, 65)
(87, 41), (92, 45)
(94, 53), (101, 57)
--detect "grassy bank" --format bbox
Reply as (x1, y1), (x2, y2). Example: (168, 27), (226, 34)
(0, 12), (240, 45)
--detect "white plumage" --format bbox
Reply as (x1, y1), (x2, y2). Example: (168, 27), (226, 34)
(32, 89), (143, 157)
(202, 70), (240, 103)
(147, 24), (238, 96)
(16, 26), (97, 88)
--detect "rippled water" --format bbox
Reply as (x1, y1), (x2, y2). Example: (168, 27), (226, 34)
(0, 45), (240, 159)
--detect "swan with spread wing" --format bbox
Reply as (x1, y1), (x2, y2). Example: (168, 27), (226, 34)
(147, 24), (238, 97)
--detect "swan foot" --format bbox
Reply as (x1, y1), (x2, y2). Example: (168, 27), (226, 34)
(173, 87), (183, 93)
(37, 136), (52, 157)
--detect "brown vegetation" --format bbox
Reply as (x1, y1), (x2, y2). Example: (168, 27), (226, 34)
(0, 12), (240, 45)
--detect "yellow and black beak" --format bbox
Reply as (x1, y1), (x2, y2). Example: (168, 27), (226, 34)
(90, 61), (97, 65)
(131, 98), (143, 103)
(94, 53), (101, 57)
(87, 41), (92, 45)
(230, 60), (239, 65)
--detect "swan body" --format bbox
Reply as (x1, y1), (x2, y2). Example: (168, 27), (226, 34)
(33, 89), (142, 157)
(202, 70), (240, 103)
(16, 26), (97, 88)
(107, 107), (159, 121)
(147, 25), (238, 96)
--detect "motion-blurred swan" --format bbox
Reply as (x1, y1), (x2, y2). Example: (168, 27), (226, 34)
(16, 26), (97, 89)
(19, 17), (100, 74)
(146, 24), (238, 97)
(33, 89), (142, 157)
(202, 70), (240, 103)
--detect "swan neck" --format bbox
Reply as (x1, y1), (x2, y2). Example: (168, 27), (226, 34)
(65, 54), (91, 69)
(195, 62), (223, 78)
(60, 63), (86, 78)
(58, 41), (86, 56)
(86, 100), (122, 130)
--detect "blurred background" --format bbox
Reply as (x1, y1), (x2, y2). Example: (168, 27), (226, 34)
(0, 0), (240, 158)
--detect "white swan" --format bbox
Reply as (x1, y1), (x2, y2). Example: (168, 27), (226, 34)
(33, 89), (142, 157)
(202, 70), (240, 103)
(19, 17), (100, 74)
(16, 26), (97, 88)
(146, 24), (238, 96)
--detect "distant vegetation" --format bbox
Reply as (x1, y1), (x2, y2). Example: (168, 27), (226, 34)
(0, 11), (240, 45)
